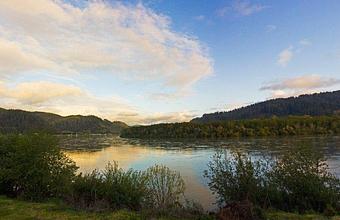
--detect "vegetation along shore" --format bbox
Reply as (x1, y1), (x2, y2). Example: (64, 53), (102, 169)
(0, 133), (339, 219)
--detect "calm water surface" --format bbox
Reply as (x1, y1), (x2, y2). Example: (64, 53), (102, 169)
(62, 135), (340, 210)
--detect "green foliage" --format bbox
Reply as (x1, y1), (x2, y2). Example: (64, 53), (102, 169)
(0, 133), (78, 200)
(204, 151), (269, 206)
(122, 116), (340, 139)
(192, 90), (340, 123)
(269, 145), (340, 213)
(0, 109), (127, 134)
(144, 165), (185, 210)
(204, 146), (340, 214)
(70, 163), (187, 213)
(70, 162), (148, 211)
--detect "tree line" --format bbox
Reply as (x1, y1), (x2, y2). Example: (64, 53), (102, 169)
(121, 116), (340, 139)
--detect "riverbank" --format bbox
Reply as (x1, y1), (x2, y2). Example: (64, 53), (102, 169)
(0, 196), (338, 220)
(0, 196), (175, 220)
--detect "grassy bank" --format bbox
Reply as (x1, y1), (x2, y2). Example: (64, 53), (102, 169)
(0, 196), (185, 220)
(266, 211), (340, 220)
(0, 196), (136, 220)
(1, 196), (339, 220)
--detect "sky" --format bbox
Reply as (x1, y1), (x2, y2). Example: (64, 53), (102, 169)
(0, 0), (340, 125)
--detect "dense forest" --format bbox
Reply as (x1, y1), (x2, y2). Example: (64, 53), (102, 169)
(0, 108), (128, 134)
(121, 116), (340, 139)
(192, 91), (340, 123)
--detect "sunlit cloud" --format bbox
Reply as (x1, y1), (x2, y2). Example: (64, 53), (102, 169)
(0, 80), (197, 125)
(0, 80), (136, 121)
(260, 75), (340, 98)
(0, 81), (83, 105)
(0, 0), (213, 90)
(121, 111), (197, 125)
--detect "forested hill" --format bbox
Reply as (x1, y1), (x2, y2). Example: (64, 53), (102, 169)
(0, 108), (128, 134)
(192, 90), (340, 123)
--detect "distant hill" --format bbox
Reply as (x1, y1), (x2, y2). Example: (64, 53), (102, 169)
(192, 90), (340, 123)
(0, 108), (128, 134)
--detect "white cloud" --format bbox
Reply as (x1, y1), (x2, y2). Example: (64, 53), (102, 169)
(0, 0), (213, 90)
(266, 25), (277, 32)
(216, 6), (230, 17)
(299, 39), (311, 46)
(260, 75), (340, 98)
(233, 0), (268, 16)
(217, 0), (267, 17)
(194, 15), (205, 21)
(149, 88), (192, 101)
(277, 39), (312, 67)
(277, 46), (293, 67)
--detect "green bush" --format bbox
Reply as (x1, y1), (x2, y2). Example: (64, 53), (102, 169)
(69, 170), (106, 210)
(70, 162), (148, 211)
(0, 133), (77, 200)
(269, 145), (340, 213)
(204, 151), (269, 207)
(69, 163), (189, 215)
(204, 146), (340, 214)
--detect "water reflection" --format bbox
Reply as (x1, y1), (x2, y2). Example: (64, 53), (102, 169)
(63, 135), (340, 210)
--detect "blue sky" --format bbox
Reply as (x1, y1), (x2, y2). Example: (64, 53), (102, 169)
(0, 0), (339, 124)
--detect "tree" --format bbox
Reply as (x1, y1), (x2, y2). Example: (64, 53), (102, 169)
(0, 133), (78, 200)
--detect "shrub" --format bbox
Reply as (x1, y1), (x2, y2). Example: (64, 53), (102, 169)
(102, 162), (148, 210)
(69, 170), (106, 210)
(204, 146), (340, 215)
(323, 204), (336, 217)
(269, 145), (340, 213)
(70, 162), (148, 211)
(144, 164), (185, 211)
(204, 151), (269, 207)
(0, 133), (77, 200)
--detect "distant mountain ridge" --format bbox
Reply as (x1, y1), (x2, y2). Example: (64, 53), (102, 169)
(192, 90), (340, 123)
(0, 108), (128, 134)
